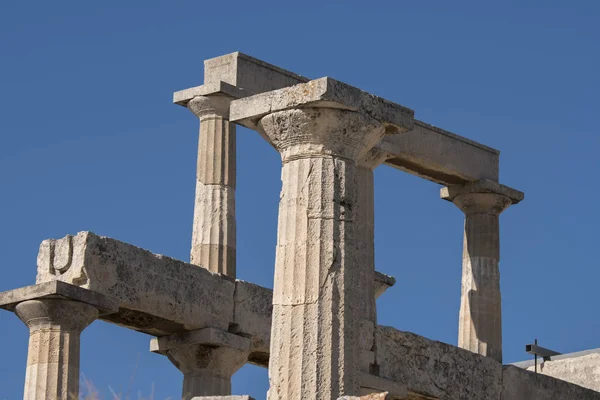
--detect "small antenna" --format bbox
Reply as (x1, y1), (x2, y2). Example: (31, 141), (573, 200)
(525, 339), (562, 373)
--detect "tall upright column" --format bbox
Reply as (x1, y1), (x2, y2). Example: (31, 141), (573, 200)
(259, 108), (387, 399)
(14, 299), (99, 400)
(442, 181), (523, 363)
(187, 95), (236, 277)
(356, 149), (388, 375)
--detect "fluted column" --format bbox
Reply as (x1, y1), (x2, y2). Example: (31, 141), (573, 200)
(187, 95), (236, 277)
(165, 345), (248, 400)
(14, 299), (99, 400)
(260, 108), (387, 399)
(442, 181), (523, 363)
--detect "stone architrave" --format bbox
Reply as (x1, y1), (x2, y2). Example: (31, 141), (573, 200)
(441, 180), (524, 362)
(0, 282), (118, 400)
(231, 77), (414, 399)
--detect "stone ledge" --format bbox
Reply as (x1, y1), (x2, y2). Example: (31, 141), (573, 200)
(0, 281), (119, 315)
(173, 81), (252, 106)
(441, 179), (524, 204)
(191, 396), (254, 400)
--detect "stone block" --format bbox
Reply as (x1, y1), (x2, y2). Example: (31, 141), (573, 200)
(230, 77), (414, 133)
(204, 52), (308, 95)
(0, 281), (119, 315)
(501, 365), (600, 399)
(379, 120), (500, 185)
(35, 231), (235, 335)
(375, 326), (503, 400)
(520, 350), (600, 392)
(232, 280), (272, 364)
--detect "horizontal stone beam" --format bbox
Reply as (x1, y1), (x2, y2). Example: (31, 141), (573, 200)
(34, 231), (395, 367)
(379, 120), (499, 184)
(179, 52), (500, 185)
(0, 281), (119, 315)
(374, 326), (600, 399)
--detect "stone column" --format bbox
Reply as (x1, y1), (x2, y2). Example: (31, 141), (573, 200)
(14, 299), (99, 400)
(442, 181), (523, 363)
(356, 149), (388, 375)
(187, 95), (236, 277)
(167, 346), (248, 399)
(150, 327), (251, 400)
(259, 108), (387, 399)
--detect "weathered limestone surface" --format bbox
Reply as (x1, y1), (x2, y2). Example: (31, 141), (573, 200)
(187, 95), (237, 276)
(0, 283), (117, 400)
(151, 327), (250, 398)
(375, 326), (503, 400)
(36, 231), (235, 335)
(442, 180), (524, 363)
(189, 52), (498, 185)
(33, 231), (393, 366)
(502, 365), (600, 399)
(380, 120), (499, 184)
(15, 299), (98, 400)
(515, 349), (600, 392)
(231, 79), (415, 399)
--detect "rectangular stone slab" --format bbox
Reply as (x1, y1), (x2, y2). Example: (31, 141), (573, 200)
(35, 231), (235, 335)
(0, 281), (119, 315)
(177, 52), (500, 185)
(230, 77), (415, 132)
(380, 120), (500, 184)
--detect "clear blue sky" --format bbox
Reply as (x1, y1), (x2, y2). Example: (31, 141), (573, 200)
(1, 1), (598, 398)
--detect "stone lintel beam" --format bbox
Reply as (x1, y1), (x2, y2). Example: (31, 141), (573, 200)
(174, 51), (309, 107)
(380, 120), (500, 185)
(230, 77), (415, 134)
(0, 281), (119, 315)
(150, 327), (250, 355)
(440, 179), (524, 204)
(187, 52), (499, 185)
(35, 231), (236, 335)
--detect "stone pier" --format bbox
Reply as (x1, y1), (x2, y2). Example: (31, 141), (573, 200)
(0, 282), (118, 400)
(231, 77), (414, 399)
(441, 180), (524, 362)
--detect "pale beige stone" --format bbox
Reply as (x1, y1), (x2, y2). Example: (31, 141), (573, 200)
(35, 231), (235, 335)
(187, 95), (237, 276)
(515, 350), (600, 392)
(15, 299), (98, 400)
(151, 328), (250, 398)
(442, 180), (523, 363)
(258, 107), (398, 399)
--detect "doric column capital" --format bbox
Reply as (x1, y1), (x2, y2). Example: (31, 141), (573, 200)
(441, 179), (524, 216)
(258, 108), (386, 163)
(188, 95), (232, 119)
(15, 299), (98, 332)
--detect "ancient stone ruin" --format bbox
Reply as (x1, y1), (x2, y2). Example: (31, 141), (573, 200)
(1, 52), (599, 400)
